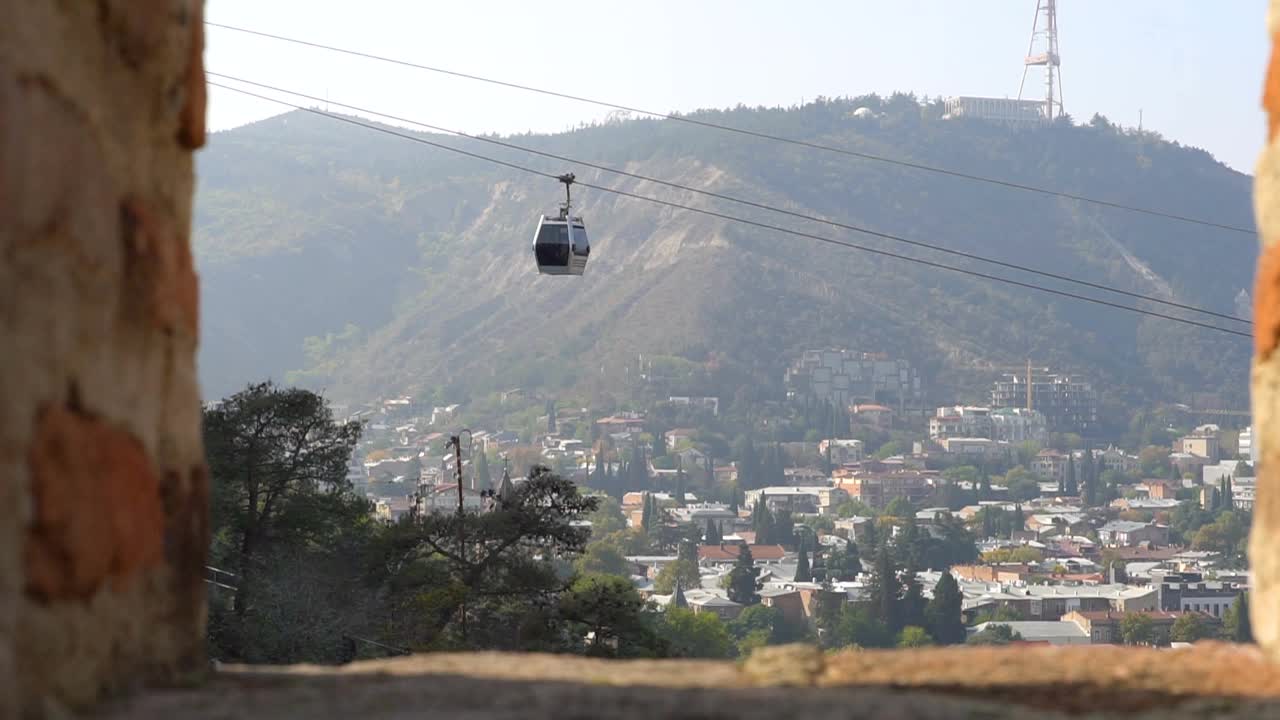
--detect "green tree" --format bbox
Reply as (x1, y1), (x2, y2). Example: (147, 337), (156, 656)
(1225, 592), (1253, 643)
(546, 398), (557, 434)
(657, 608), (734, 658)
(475, 450), (493, 490)
(576, 538), (630, 577)
(383, 466), (597, 649)
(897, 625), (934, 648)
(751, 500), (776, 545)
(705, 519), (723, 544)
(866, 546), (903, 632)
(831, 604), (893, 649)
(883, 496), (915, 519)
(794, 541), (813, 582)
(1120, 613), (1156, 646)
(558, 574), (659, 657)
(925, 573), (966, 645)
(653, 558), (701, 595)
(727, 544), (760, 605)
(826, 538), (863, 581)
(1004, 466), (1040, 503)
(836, 500), (877, 518)
(1170, 613), (1214, 643)
(967, 624), (1023, 645)
(205, 382), (364, 635)
(587, 494), (627, 538)
(1064, 454), (1078, 496)
(900, 564), (926, 629)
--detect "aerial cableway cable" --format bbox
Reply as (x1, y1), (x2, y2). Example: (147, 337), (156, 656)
(205, 21), (1257, 237)
(208, 81), (1252, 340)
(209, 72), (1251, 327)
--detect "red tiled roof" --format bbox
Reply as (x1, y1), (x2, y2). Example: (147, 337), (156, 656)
(698, 544), (786, 562)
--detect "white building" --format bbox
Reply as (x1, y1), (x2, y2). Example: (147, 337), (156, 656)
(943, 96), (1047, 124)
(818, 438), (864, 465)
(930, 406), (993, 440)
(1240, 426), (1257, 465)
(990, 408), (1047, 444)
(743, 486), (849, 516)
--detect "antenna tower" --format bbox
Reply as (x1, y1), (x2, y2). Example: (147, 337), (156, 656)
(1018, 0), (1063, 121)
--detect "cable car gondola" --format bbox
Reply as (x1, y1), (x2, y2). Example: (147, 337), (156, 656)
(532, 173), (589, 275)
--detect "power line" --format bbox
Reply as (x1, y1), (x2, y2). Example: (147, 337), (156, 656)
(209, 72), (1250, 327)
(205, 21), (1257, 237)
(208, 82), (1251, 340)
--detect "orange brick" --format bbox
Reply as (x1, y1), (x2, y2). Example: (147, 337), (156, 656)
(25, 405), (164, 601)
(1266, 33), (1280, 141)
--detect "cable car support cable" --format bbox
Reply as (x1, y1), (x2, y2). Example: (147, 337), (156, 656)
(207, 81), (1252, 340)
(208, 72), (1251, 326)
(204, 21), (1257, 237)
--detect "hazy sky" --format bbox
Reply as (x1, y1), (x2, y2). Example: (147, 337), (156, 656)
(206, 0), (1269, 172)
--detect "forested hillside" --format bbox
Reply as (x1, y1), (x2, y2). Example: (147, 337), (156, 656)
(194, 94), (1256, 413)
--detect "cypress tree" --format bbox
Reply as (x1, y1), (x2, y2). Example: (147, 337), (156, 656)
(1064, 454), (1077, 496)
(867, 546), (903, 632)
(705, 519), (722, 544)
(640, 492), (654, 533)
(546, 398), (556, 433)
(794, 540), (813, 582)
(675, 466), (687, 507)
(1012, 503), (1025, 537)
(925, 573), (966, 645)
(901, 562), (926, 629)
(476, 450), (493, 490)
(652, 429), (666, 461)
(1236, 592), (1253, 643)
(705, 454), (715, 489)
(1224, 475), (1235, 511)
(728, 481), (741, 515)
(727, 544), (760, 605)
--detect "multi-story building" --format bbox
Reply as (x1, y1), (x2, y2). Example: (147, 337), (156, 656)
(1150, 571), (1244, 620)
(1062, 610), (1193, 645)
(832, 471), (933, 509)
(818, 438), (864, 465)
(1097, 446), (1140, 476)
(1240, 425), (1257, 465)
(991, 373), (1097, 434)
(784, 349), (921, 412)
(939, 437), (1003, 459)
(1175, 432), (1221, 463)
(989, 407), (1048, 443)
(1097, 521), (1169, 548)
(1031, 449), (1068, 483)
(930, 406), (994, 440)
(743, 486), (849, 516)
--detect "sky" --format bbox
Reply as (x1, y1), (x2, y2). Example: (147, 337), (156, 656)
(206, 0), (1269, 172)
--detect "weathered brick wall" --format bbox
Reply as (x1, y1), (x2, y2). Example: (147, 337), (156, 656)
(1256, 0), (1280, 663)
(0, 0), (207, 713)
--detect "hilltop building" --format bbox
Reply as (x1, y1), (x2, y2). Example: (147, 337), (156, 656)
(784, 349), (921, 412)
(991, 372), (1097, 433)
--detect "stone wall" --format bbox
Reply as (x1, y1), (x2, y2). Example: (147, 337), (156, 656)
(0, 1), (207, 714)
(1257, 0), (1280, 663)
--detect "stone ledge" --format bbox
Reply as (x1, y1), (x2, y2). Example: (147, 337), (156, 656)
(95, 643), (1280, 719)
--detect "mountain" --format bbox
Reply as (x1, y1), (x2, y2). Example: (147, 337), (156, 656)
(193, 94), (1256, 423)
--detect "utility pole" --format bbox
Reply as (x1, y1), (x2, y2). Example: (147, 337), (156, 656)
(448, 432), (468, 641)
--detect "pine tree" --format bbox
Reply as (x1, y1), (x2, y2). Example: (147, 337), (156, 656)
(727, 544), (760, 605)
(1064, 454), (1077, 496)
(794, 540), (813, 582)
(867, 546), (903, 632)
(841, 538), (863, 578)
(546, 398), (557, 434)
(925, 573), (966, 645)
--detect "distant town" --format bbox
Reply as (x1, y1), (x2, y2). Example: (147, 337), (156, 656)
(321, 347), (1253, 649)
